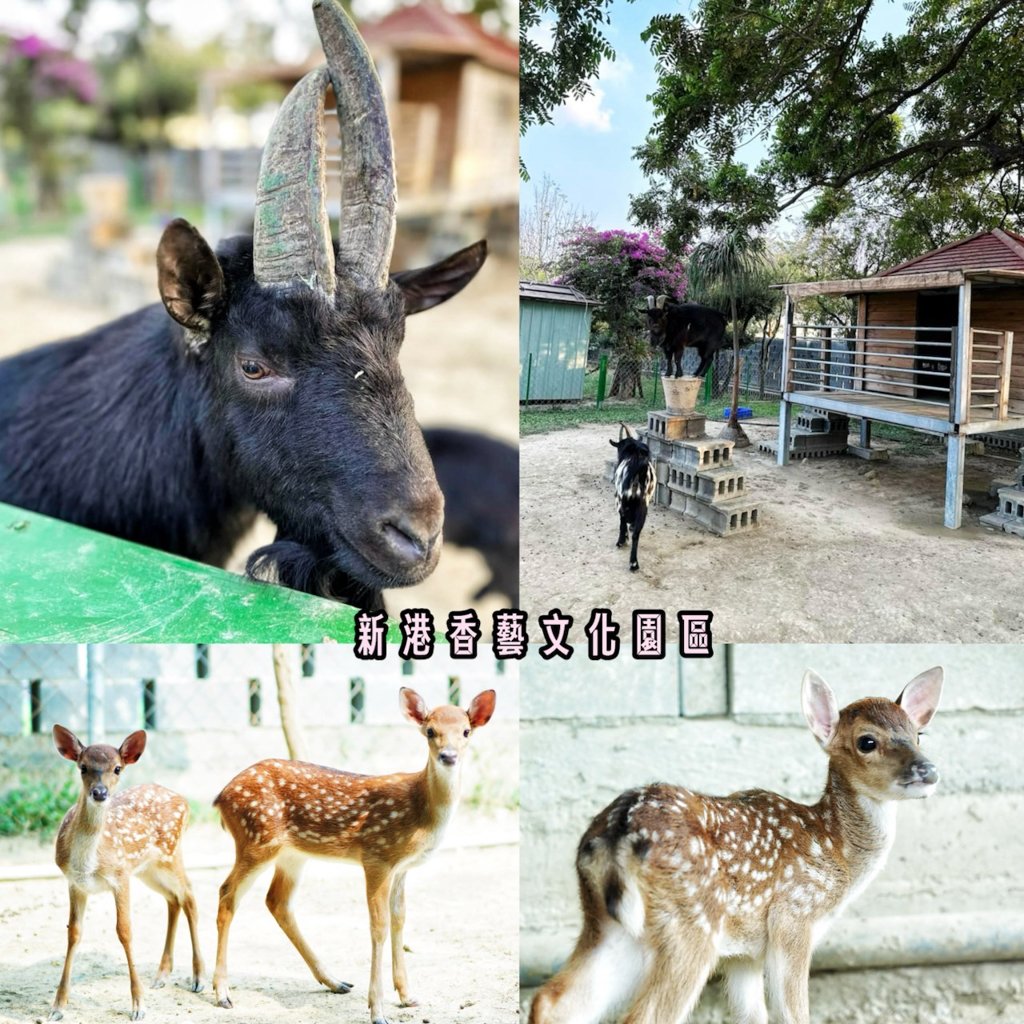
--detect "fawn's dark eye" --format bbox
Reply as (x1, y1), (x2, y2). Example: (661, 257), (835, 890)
(240, 359), (271, 380)
(857, 736), (877, 753)
(114, 766), (121, 775)
(426, 728), (435, 739)
(80, 765), (87, 774)
(463, 729), (470, 738)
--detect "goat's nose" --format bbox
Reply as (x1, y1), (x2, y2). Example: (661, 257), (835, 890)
(91, 786), (108, 802)
(915, 761), (938, 785)
(380, 510), (441, 567)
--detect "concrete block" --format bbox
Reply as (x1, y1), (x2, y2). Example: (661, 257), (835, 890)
(847, 443), (890, 461)
(665, 464), (699, 496)
(646, 410), (706, 440)
(696, 466), (746, 503)
(684, 495), (760, 535)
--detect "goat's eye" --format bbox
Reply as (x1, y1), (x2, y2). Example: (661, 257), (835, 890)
(114, 766), (121, 775)
(857, 736), (877, 753)
(426, 728), (435, 739)
(240, 359), (271, 380)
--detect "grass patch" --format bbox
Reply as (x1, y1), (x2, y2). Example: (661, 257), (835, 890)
(870, 422), (943, 456)
(0, 777), (77, 836)
(522, 369), (781, 436)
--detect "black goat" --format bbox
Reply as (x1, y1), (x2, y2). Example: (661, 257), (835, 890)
(0, 0), (487, 613)
(646, 295), (728, 378)
(422, 428), (518, 605)
(609, 422), (655, 572)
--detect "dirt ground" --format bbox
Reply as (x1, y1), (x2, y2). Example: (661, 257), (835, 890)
(0, 821), (519, 1024)
(0, 234), (518, 622)
(521, 419), (1024, 643)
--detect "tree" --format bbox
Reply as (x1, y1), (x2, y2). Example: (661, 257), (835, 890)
(635, 0), (1024, 225)
(556, 227), (687, 397)
(519, 174), (596, 281)
(688, 230), (768, 446)
(520, 0), (632, 178)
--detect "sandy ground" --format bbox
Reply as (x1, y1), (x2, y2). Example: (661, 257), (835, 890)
(521, 419), (1024, 643)
(0, 820), (519, 1024)
(0, 235), (518, 622)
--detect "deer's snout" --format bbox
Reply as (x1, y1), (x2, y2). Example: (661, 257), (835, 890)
(913, 760), (938, 785)
(90, 785), (108, 802)
(438, 748), (458, 767)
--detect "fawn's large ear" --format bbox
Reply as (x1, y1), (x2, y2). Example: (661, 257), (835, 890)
(157, 218), (225, 341)
(399, 687), (429, 727)
(896, 667), (943, 731)
(119, 730), (147, 764)
(390, 240), (487, 315)
(801, 670), (839, 748)
(467, 690), (496, 729)
(53, 724), (84, 762)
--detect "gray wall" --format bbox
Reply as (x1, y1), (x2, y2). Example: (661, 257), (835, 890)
(521, 645), (1024, 1019)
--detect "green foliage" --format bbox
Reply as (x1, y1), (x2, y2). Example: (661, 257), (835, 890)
(0, 777), (77, 836)
(632, 0), (1024, 243)
(520, 0), (633, 177)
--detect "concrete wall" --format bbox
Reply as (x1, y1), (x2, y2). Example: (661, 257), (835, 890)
(520, 645), (1024, 1021)
(0, 645), (519, 815)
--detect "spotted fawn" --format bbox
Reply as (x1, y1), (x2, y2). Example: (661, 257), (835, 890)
(529, 667), (943, 1024)
(49, 726), (204, 1021)
(211, 686), (496, 1024)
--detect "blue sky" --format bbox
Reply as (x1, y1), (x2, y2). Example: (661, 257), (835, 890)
(521, 0), (909, 232)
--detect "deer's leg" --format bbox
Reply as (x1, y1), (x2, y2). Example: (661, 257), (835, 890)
(50, 885), (87, 1021)
(629, 504), (647, 572)
(213, 846), (276, 1009)
(154, 895), (180, 987)
(389, 871), (417, 1007)
(113, 880), (145, 1021)
(180, 874), (205, 992)
(766, 923), (812, 1024)
(265, 852), (352, 994)
(529, 921), (646, 1024)
(620, 926), (714, 1024)
(365, 861), (395, 1024)
(724, 958), (768, 1024)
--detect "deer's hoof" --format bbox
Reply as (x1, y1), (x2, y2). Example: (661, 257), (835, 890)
(216, 996), (233, 1009)
(130, 1009), (146, 1021)
(399, 998), (420, 1008)
(189, 977), (204, 993)
(371, 1018), (392, 1024)
(151, 979), (166, 990)
(48, 1010), (63, 1021)
(329, 981), (353, 994)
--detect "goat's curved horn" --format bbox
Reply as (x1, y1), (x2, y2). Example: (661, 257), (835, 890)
(619, 421), (634, 441)
(656, 294), (667, 310)
(315, 0), (396, 292)
(646, 295), (655, 310)
(253, 67), (335, 298)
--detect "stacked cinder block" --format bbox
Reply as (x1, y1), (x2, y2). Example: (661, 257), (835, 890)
(980, 448), (1024, 538)
(758, 406), (851, 459)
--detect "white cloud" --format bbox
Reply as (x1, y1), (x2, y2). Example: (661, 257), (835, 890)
(557, 86), (613, 132)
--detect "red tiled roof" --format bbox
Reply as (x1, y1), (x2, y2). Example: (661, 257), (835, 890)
(876, 229), (1024, 277)
(359, 1), (518, 74)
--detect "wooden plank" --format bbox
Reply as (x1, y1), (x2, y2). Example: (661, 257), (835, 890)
(784, 270), (964, 300)
(1000, 331), (1014, 420)
(0, 503), (399, 644)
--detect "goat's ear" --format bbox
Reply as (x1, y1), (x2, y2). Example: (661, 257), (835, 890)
(157, 218), (225, 341)
(390, 240), (487, 315)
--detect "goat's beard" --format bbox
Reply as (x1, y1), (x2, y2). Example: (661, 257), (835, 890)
(246, 539), (385, 612)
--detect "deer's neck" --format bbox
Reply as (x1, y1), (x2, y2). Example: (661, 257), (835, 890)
(421, 758), (463, 835)
(818, 764), (898, 882)
(58, 794), (109, 878)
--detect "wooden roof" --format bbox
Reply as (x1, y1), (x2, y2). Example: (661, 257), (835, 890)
(876, 229), (1024, 277)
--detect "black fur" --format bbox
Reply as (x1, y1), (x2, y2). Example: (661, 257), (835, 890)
(0, 228), (485, 611)
(647, 301), (728, 378)
(421, 427), (518, 604)
(609, 435), (655, 572)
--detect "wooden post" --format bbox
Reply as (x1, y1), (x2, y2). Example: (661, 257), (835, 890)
(999, 331), (1014, 421)
(777, 294), (794, 466)
(855, 296), (867, 392)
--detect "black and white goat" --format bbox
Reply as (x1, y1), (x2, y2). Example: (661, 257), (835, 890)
(609, 422), (655, 572)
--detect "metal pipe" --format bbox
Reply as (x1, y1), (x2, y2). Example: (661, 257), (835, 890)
(85, 644), (103, 745)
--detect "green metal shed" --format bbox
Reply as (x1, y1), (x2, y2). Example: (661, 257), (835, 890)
(520, 281), (596, 401)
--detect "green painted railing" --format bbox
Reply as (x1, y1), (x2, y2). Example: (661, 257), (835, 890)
(0, 503), (401, 644)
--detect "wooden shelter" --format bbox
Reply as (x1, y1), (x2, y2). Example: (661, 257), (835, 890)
(519, 282), (597, 401)
(777, 229), (1024, 527)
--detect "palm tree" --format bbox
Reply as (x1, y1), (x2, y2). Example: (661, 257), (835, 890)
(688, 229), (767, 447)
